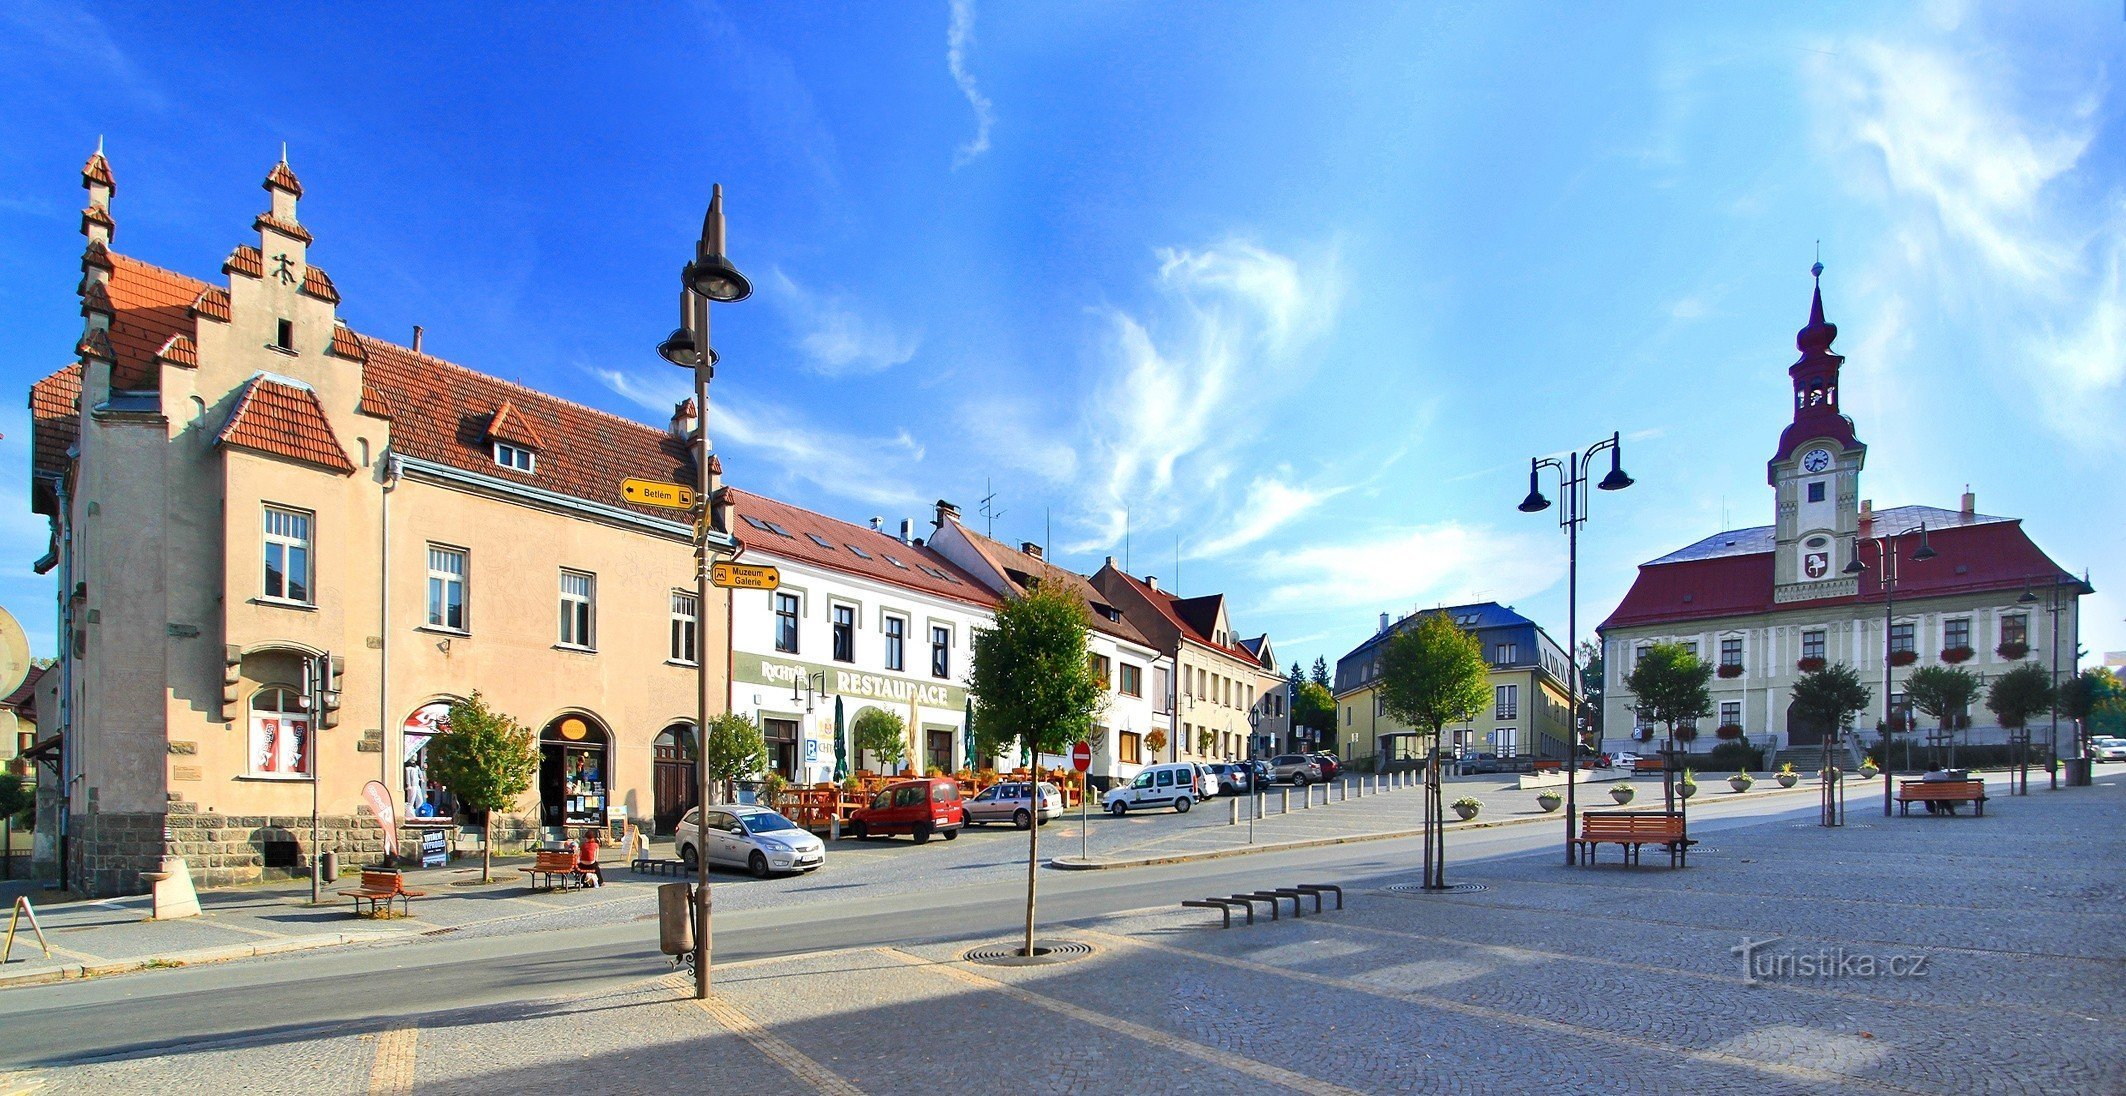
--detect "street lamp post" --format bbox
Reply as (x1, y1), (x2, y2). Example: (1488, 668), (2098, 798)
(1519, 431), (1633, 866)
(1843, 522), (1936, 816)
(2019, 575), (2077, 790)
(659, 185), (751, 1001)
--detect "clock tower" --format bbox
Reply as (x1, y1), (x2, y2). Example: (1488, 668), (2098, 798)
(1767, 263), (1865, 603)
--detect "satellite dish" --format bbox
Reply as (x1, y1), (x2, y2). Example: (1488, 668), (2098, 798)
(0, 608), (29, 699)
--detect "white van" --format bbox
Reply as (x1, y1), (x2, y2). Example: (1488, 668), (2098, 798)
(1103, 762), (1217, 815)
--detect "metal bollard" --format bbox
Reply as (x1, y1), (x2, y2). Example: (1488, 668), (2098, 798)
(1281, 788), (1291, 814)
(1228, 798), (1239, 826)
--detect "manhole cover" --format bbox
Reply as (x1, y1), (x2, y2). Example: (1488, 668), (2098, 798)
(1384, 882), (1489, 895)
(963, 940), (1094, 966)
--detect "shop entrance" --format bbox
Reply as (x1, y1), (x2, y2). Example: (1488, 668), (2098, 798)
(652, 723), (697, 834)
(762, 718), (800, 780)
(539, 714), (610, 831)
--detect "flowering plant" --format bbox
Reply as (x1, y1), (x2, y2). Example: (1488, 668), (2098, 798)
(1889, 650), (1919, 667)
(1714, 723), (1744, 740)
(1995, 641), (2028, 659)
(1940, 646), (1974, 664)
(1797, 656), (1827, 673)
(1717, 664), (1744, 679)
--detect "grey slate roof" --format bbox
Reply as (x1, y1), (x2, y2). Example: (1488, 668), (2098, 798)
(1645, 505), (2010, 566)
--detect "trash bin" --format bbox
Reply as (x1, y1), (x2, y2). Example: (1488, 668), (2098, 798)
(658, 882), (694, 956)
(320, 849), (338, 880)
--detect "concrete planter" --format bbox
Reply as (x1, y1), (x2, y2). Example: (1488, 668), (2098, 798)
(1453, 804), (1480, 821)
(1610, 785), (1635, 804)
(1728, 776), (1754, 792)
(1776, 774), (1799, 789)
(1679, 782), (1697, 799)
(1536, 794), (1562, 813)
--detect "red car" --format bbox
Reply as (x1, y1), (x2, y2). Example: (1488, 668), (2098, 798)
(848, 778), (964, 843)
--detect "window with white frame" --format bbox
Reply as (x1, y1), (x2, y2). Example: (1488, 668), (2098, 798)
(1719, 637), (1742, 668)
(774, 593), (800, 653)
(2000, 614), (2028, 647)
(883, 615), (906, 671)
(558, 569), (595, 648)
(427, 545), (467, 630)
(493, 442), (535, 473)
(1495, 684), (1518, 720)
(1494, 643), (1517, 665)
(1802, 630), (1826, 662)
(1889, 622), (1916, 655)
(249, 686), (311, 776)
(1154, 666), (1172, 713)
(1493, 726), (1518, 757)
(1720, 700), (1741, 728)
(670, 591), (698, 665)
(831, 604), (856, 663)
(1943, 617), (1971, 651)
(931, 625), (952, 678)
(263, 505), (312, 603)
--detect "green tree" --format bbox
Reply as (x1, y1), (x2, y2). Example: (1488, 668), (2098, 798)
(425, 692), (539, 883)
(2077, 667), (2125, 740)
(2057, 667), (2116, 751)
(0, 772), (33, 831)
(1577, 639), (1605, 743)
(701, 711), (767, 801)
(968, 581), (1104, 957)
(1195, 726), (1217, 755)
(852, 708), (908, 773)
(1986, 663), (2055, 731)
(1310, 656), (1331, 689)
(1293, 680), (1338, 743)
(1377, 613), (1490, 747)
(1790, 663), (1873, 741)
(1624, 642), (1714, 744)
(1904, 665), (1980, 739)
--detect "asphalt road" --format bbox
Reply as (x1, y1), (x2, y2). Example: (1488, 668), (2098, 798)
(0, 792), (1820, 1069)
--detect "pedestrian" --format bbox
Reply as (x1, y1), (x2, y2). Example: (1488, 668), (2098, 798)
(577, 828), (604, 887)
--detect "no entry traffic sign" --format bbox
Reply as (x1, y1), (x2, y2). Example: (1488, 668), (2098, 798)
(1072, 741), (1092, 772)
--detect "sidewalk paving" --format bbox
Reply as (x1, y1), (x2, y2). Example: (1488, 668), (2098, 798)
(20, 771), (2121, 1095)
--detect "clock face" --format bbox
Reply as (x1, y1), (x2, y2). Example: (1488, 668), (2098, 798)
(1800, 448), (1833, 473)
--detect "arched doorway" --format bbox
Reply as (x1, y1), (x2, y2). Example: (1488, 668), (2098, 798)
(1785, 698), (1831, 749)
(538, 713), (611, 831)
(652, 723), (698, 835)
(402, 699), (461, 823)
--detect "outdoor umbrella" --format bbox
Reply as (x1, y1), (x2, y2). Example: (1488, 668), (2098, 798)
(833, 696), (849, 781)
(964, 699), (977, 772)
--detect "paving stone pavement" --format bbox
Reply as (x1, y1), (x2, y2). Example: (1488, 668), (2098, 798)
(20, 773), (2119, 1094)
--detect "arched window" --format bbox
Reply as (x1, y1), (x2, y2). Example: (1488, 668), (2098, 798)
(249, 686), (312, 776)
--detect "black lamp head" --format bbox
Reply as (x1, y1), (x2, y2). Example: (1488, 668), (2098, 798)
(1597, 440), (1633, 491)
(1517, 463), (1551, 513)
(1843, 555), (1867, 575)
(686, 255), (752, 303)
(2018, 588), (2038, 604)
(658, 327), (699, 367)
(1910, 524), (1937, 562)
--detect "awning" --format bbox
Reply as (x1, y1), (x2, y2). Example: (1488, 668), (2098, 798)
(20, 734), (61, 764)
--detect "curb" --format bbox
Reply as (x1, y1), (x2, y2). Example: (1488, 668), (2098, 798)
(0, 928), (406, 989)
(1050, 780), (1828, 871)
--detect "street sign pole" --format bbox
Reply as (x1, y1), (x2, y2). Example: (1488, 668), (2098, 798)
(691, 304), (714, 1001)
(1073, 741), (1091, 862)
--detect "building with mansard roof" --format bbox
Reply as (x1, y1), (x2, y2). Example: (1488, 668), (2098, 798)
(26, 148), (743, 895)
(1332, 602), (1577, 767)
(1597, 269), (2089, 763)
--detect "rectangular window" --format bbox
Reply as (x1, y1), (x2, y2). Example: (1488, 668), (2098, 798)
(1681, 641), (1699, 659)
(1807, 481), (1826, 502)
(670, 591), (698, 665)
(1802, 630), (1826, 662)
(2000, 614), (2028, 647)
(1890, 622), (1916, 654)
(1119, 731), (1142, 764)
(1154, 666), (1172, 713)
(1944, 617), (1971, 651)
(263, 505), (312, 603)
(558, 570), (595, 648)
(274, 318), (293, 351)
(1090, 654), (1111, 689)
(1721, 701), (1741, 728)
(1635, 644), (1652, 667)
(1495, 684), (1518, 720)
(1119, 663), (1143, 698)
(883, 615), (906, 671)
(1495, 643), (1517, 664)
(931, 625), (951, 678)
(248, 688), (312, 776)
(426, 545), (467, 630)
(1720, 637), (1742, 668)
(774, 593), (800, 653)
(831, 604), (855, 663)
(1494, 727), (1518, 757)
(493, 442), (535, 473)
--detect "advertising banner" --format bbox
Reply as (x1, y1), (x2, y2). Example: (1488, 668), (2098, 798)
(361, 780), (398, 859)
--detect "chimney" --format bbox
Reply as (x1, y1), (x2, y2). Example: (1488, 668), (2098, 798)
(1145, 575), (1159, 591)
(1960, 485), (1975, 517)
(412, 325), (424, 353)
(1104, 556), (1116, 569)
(870, 516), (884, 532)
(1379, 612), (1391, 634)
(933, 499), (961, 530)
(1020, 541), (1044, 560)
(669, 398), (697, 440)
(899, 519), (914, 544)
(1858, 499), (1874, 540)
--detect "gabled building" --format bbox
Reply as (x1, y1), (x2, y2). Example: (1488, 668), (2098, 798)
(1333, 602), (1576, 765)
(1598, 270), (2088, 757)
(1088, 561), (1284, 766)
(27, 149), (737, 894)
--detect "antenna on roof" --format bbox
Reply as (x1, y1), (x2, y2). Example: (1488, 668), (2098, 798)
(979, 478), (1005, 538)
(1122, 505), (1130, 572)
(1044, 507), (1051, 558)
(1175, 535), (1182, 597)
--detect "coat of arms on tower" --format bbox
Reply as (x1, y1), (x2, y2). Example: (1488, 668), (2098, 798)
(1804, 551), (1829, 579)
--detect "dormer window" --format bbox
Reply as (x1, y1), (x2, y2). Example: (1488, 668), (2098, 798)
(494, 442), (535, 473)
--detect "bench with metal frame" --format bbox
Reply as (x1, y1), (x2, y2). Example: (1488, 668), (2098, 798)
(338, 868), (428, 917)
(521, 850), (587, 891)
(1572, 810), (1691, 867)
(1895, 779), (1987, 817)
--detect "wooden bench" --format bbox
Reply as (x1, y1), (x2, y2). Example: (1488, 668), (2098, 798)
(521, 849), (587, 891)
(1572, 810), (1691, 867)
(1896, 779), (1988, 816)
(1632, 758), (1666, 774)
(338, 868), (427, 917)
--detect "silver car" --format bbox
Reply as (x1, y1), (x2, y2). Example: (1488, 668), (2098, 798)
(1267, 753), (1322, 785)
(963, 781), (1063, 828)
(676, 805), (826, 878)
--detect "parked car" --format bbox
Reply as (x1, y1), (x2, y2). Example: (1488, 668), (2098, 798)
(1104, 762), (1215, 814)
(2088, 737), (2126, 763)
(675, 804), (826, 878)
(1310, 752), (1342, 781)
(1609, 752), (1642, 770)
(964, 781), (1064, 827)
(1247, 759), (1272, 789)
(1267, 754), (1322, 785)
(849, 778), (964, 843)
(1206, 763), (1251, 796)
(1457, 752), (1502, 775)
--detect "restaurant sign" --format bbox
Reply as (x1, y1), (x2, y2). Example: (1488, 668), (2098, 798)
(736, 653), (965, 711)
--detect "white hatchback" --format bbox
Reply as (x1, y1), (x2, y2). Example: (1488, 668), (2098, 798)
(676, 805), (826, 878)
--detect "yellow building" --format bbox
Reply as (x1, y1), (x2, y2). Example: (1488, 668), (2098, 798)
(1332, 603), (1576, 767)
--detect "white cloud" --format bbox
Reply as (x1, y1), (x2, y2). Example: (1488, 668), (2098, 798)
(1188, 473), (1348, 559)
(591, 367), (925, 509)
(1251, 523), (1560, 614)
(767, 268), (919, 376)
(947, 0), (995, 168)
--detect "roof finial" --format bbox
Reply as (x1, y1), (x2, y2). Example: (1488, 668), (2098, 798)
(280, 140), (288, 164)
(1812, 240), (1823, 282)
(96, 134), (105, 155)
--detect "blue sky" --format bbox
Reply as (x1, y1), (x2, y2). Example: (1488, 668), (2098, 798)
(1, 1), (2120, 674)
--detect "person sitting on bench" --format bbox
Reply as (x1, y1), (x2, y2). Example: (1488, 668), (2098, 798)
(577, 829), (604, 888)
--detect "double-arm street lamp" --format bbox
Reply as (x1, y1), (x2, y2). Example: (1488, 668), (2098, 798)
(1844, 522), (1936, 817)
(2018, 575), (2079, 790)
(658, 185), (751, 1000)
(1518, 431), (1633, 866)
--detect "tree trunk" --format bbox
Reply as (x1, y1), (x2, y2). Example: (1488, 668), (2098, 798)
(1023, 778), (1039, 956)
(481, 830), (492, 884)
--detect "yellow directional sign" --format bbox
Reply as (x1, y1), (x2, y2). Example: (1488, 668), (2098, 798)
(709, 562), (781, 591)
(621, 478), (696, 510)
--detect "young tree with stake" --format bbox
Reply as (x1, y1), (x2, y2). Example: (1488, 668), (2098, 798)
(1377, 612), (1489, 890)
(424, 692), (539, 884)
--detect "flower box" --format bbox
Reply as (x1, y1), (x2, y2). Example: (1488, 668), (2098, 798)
(1940, 646), (1974, 664)
(1714, 723), (1744, 740)
(1717, 664), (1744, 679)
(1797, 657), (1827, 673)
(1889, 650), (1919, 667)
(1674, 726), (1699, 743)
(1995, 641), (2029, 659)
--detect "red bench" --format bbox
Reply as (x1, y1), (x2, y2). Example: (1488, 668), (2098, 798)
(1895, 779), (1987, 816)
(1572, 810), (1691, 867)
(1632, 758), (1666, 774)
(338, 868), (427, 917)
(521, 849), (587, 891)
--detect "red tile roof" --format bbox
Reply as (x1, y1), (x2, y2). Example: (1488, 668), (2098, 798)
(483, 399), (545, 449)
(265, 160), (304, 197)
(301, 265), (339, 303)
(224, 245), (262, 279)
(1600, 516), (2086, 632)
(357, 383), (393, 419)
(1106, 569), (1261, 663)
(30, 364), (81, 481)
(254, 212), (312, 244)
(81, 151), (113, 190)
(216, 376), (356, 474)
(1, 665), (45, 717)
(946, 525), (1154, 647)
(728, 489), (999, 610)
(100, 255), (201, 390)
(80, 203), (112, 234)
(331, 324), (367, 361)
(155, 334), (198, 368)
(192, 286), (230, 323)
(82, 240), (112, 271)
